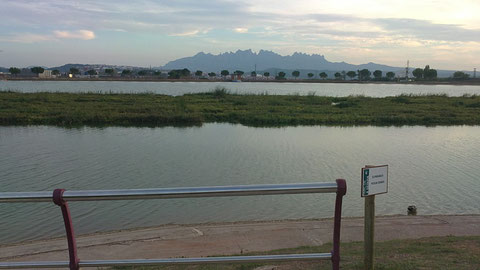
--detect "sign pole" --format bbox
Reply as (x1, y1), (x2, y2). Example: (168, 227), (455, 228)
(361, 164), (387, 270)
(364, 195), (375, 270)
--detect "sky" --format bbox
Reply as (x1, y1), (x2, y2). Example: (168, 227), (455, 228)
(0, 0), (479, 70)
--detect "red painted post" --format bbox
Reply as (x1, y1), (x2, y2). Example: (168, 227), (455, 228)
(53, 189), (79, 270)
(331, 179), (347, 270)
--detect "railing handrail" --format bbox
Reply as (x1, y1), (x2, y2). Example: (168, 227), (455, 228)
(0, 182), (338, 203)
(0, 180), (347, 270)
(0, 253), (332, 269)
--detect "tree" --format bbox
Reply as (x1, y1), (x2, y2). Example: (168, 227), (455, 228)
(87, 69), (97, 76)
(307, 73), (314, 79)
(221, 70), (229, 77)
(453, 71), (470, 80)
(31, 67), (44, 75)
(137, 70), (148, 76)
(181, 68), (191, 77)
(292, 70), (300, 79)
(105, 68), (115, 76)
(69, 67), (80, 75)
(208, 72), (216, 77)
(373, 70), (382, 80)
(52, 69), (60, 76)
(346, 71), (356, 80)
(263, 72), (270, 77)
(412, 68), (423, 80)
(251, 71), (256, 77)
(121, 69), (132, 76)
(359, 69), (371, 80)
(423, 65), (437, 80)
(234, 70), (244, 76)
(154, 71), (162, 76)
(276, 71), (286, 80)
(9, 67), (20, 76)
(386, 72), (395, 80)
(319, 72), (328, 80)
(334, 72), (342, 80)
(167, 69), (190, 79)
(195, 70), (203, 77)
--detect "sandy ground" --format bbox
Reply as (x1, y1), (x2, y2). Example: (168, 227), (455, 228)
(1, 215), (479, 265)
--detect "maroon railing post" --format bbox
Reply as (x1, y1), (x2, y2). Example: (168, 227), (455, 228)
(53, 189), (80, 270)
(331, 179), (347, 270)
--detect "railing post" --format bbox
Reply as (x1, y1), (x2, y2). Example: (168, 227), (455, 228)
(331, 179), (346, 270)
(53, 189), (79, 270)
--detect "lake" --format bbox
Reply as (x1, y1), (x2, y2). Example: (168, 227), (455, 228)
(1, 124), (479, 244)
(1, 80), (480, 97)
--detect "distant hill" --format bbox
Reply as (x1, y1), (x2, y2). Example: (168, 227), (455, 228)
(49, 64), (142, 73)
(0, 67), (8, 73)
(163, 49), (403, 75)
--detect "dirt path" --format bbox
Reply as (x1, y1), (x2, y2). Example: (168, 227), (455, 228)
(1, 215), (479, 263)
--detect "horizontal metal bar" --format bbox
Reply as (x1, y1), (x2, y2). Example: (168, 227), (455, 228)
(0, 261), (69, 269)
(80, 253), (332, 267)
(0, 253), (331, 269)
(0, 182), (338, 203)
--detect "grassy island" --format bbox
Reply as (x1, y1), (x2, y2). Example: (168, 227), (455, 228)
(1, 90), (480, 127)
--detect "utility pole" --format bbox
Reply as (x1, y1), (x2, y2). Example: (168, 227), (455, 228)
(405, 60), (409, 80)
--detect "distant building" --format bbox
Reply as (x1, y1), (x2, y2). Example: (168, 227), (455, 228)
(38, 70), (53, 78)
(230, 74), (242, 81)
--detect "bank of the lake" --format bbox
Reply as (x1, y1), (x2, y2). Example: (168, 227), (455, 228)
(2, 216), (479, 270)
(1, 91), (480, 127)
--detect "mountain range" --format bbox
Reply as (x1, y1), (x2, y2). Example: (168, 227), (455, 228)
(163, 49), (403, 75)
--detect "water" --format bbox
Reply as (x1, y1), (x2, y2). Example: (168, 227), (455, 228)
(1, 80), (480, 97)
(1, 124), (480, 244)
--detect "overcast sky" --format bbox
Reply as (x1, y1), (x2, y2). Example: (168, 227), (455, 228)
(1, 0), (479, 70)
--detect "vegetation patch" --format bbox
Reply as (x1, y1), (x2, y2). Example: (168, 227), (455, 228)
(2, 91), (480, 127)
(107, 236), (480, 270)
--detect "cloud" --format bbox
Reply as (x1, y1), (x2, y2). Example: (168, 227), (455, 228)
(234, 28), (249, 33)
(374, 18), (480, 42)
(170, 30), (200, 37)
(53, 30), (95, 40)
(0, 29), (95, 43)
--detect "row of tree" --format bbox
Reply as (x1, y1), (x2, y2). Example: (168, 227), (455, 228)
(6, 67), (395, 80)
(6, 66), (473, 81)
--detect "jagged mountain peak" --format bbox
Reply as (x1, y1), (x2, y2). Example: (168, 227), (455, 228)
(163, 49), (401, 73)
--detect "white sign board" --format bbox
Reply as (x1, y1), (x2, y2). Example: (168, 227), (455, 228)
(361, 165), (388, 197)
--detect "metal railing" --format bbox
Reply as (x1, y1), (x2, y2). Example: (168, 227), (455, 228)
(0, 180), (347, 270)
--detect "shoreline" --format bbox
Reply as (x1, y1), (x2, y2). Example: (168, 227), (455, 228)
(3, 77), (480, 86)
(1, 215), (479, 262)
(2, 214), (478, 248)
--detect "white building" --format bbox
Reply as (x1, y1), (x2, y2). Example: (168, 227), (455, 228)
(38, 70), (53, 78)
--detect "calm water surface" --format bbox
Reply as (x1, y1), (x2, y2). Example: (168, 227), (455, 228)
(1, 80), (480, 96)
(1, 124), (480, 244)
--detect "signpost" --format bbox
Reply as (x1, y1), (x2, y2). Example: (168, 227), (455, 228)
(361, 165), (388, 270)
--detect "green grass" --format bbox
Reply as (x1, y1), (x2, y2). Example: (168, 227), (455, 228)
(2, 91), (480, 127)
(106, 236), (480, 270)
